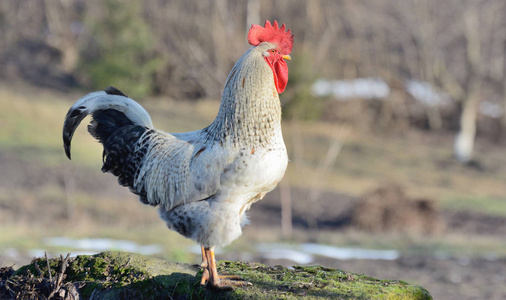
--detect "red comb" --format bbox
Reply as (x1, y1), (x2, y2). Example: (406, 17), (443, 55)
(248, 20), (294, 54)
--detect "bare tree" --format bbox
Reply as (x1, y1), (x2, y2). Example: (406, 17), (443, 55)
(42, 0), (80, 73)
(2, 0), (505, 147)
(453, 7), (482, 163)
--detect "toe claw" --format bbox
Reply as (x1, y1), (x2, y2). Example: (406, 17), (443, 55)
(200, 268), (209, 286)
(220, 274), (244, 281)
(207, 278), (252, 290)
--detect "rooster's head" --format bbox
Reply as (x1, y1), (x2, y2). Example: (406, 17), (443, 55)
(248, 20), (294, 94)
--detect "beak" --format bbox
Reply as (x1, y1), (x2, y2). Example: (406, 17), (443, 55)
(282, 55), (291, 61)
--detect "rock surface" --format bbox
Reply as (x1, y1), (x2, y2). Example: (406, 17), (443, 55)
(1, 251), (432, 299)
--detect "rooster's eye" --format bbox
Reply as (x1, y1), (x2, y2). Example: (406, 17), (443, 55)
(270, 49), (276, 53)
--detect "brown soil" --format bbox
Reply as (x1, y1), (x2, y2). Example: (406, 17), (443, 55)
(246, 185), (506, 300)
(350, 184), (445, 234)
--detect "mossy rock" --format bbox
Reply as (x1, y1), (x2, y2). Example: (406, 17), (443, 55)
(7, 251), (431, 299)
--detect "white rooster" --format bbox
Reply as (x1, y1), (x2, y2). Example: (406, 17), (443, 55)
(63, 20), (293, 289)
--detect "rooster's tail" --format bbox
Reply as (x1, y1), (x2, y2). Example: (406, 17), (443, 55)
(63, 87), (153, 160)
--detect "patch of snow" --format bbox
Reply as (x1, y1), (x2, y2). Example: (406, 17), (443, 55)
(301, 243), (399, 260)
(4, 247), (20, 258)
(44, 237), (162, 255)
(256, 244), (314, 265)
(68, 251), (98, 257)
(255, 243), (399, 264)
(405, 80), (451, 107)
(313, 78), (453, 107)
(312, 78), (390, 100)
(28, 249), (47, 258)
(479, 101), (503, 118)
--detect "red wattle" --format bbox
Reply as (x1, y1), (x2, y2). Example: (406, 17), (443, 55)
(273, 59), (288, 94)
(265, 58), (288, 94)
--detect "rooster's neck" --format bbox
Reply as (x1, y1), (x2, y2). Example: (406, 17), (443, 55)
(207, 47), (283, 147)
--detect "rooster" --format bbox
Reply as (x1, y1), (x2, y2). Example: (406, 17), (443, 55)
(63, 20), (293, 289)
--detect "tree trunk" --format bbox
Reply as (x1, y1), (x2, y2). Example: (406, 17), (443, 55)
(502, 80), (506, 142)
(454, 94), (479, 163)
(453, 8), (482, 164)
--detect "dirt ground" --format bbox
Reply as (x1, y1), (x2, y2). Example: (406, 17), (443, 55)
(238, 187), (506, 300)
(1, 149), (505, 299)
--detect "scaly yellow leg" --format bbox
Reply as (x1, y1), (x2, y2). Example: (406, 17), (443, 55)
(200, 246), (209, 286)
(200, 247), (251, 290)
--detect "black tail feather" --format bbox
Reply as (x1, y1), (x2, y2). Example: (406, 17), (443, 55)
(63, 87), (153, 202)
(88, 110), (136, 144)
(101, 125), (150, 198)
(104, 86), (128, 97)
(88, 110), (150, 191)
(63, 106), (88, 159)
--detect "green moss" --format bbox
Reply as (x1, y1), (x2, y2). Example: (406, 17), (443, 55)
(11, 252), (431, 299)
(215, 262), (431, 300)
(13, 252), (201, 299)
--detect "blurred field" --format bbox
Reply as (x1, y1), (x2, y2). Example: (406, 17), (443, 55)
(1, 83), (506, 299)
(1, 81), (505, 250)
(3, 1), (506, 298)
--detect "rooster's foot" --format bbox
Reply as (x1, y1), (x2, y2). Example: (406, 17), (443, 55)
(200, 246), (252, 290)
(206, 275), (252, 291)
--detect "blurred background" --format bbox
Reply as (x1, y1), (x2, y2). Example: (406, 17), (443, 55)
(0, 0), (505, 299)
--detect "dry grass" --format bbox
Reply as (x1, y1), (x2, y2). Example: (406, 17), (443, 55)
(283, 121), (506, 212)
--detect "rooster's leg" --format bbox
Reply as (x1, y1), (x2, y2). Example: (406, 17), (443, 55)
(200, 246), (209, 285)
(202, 247), (251, 290)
